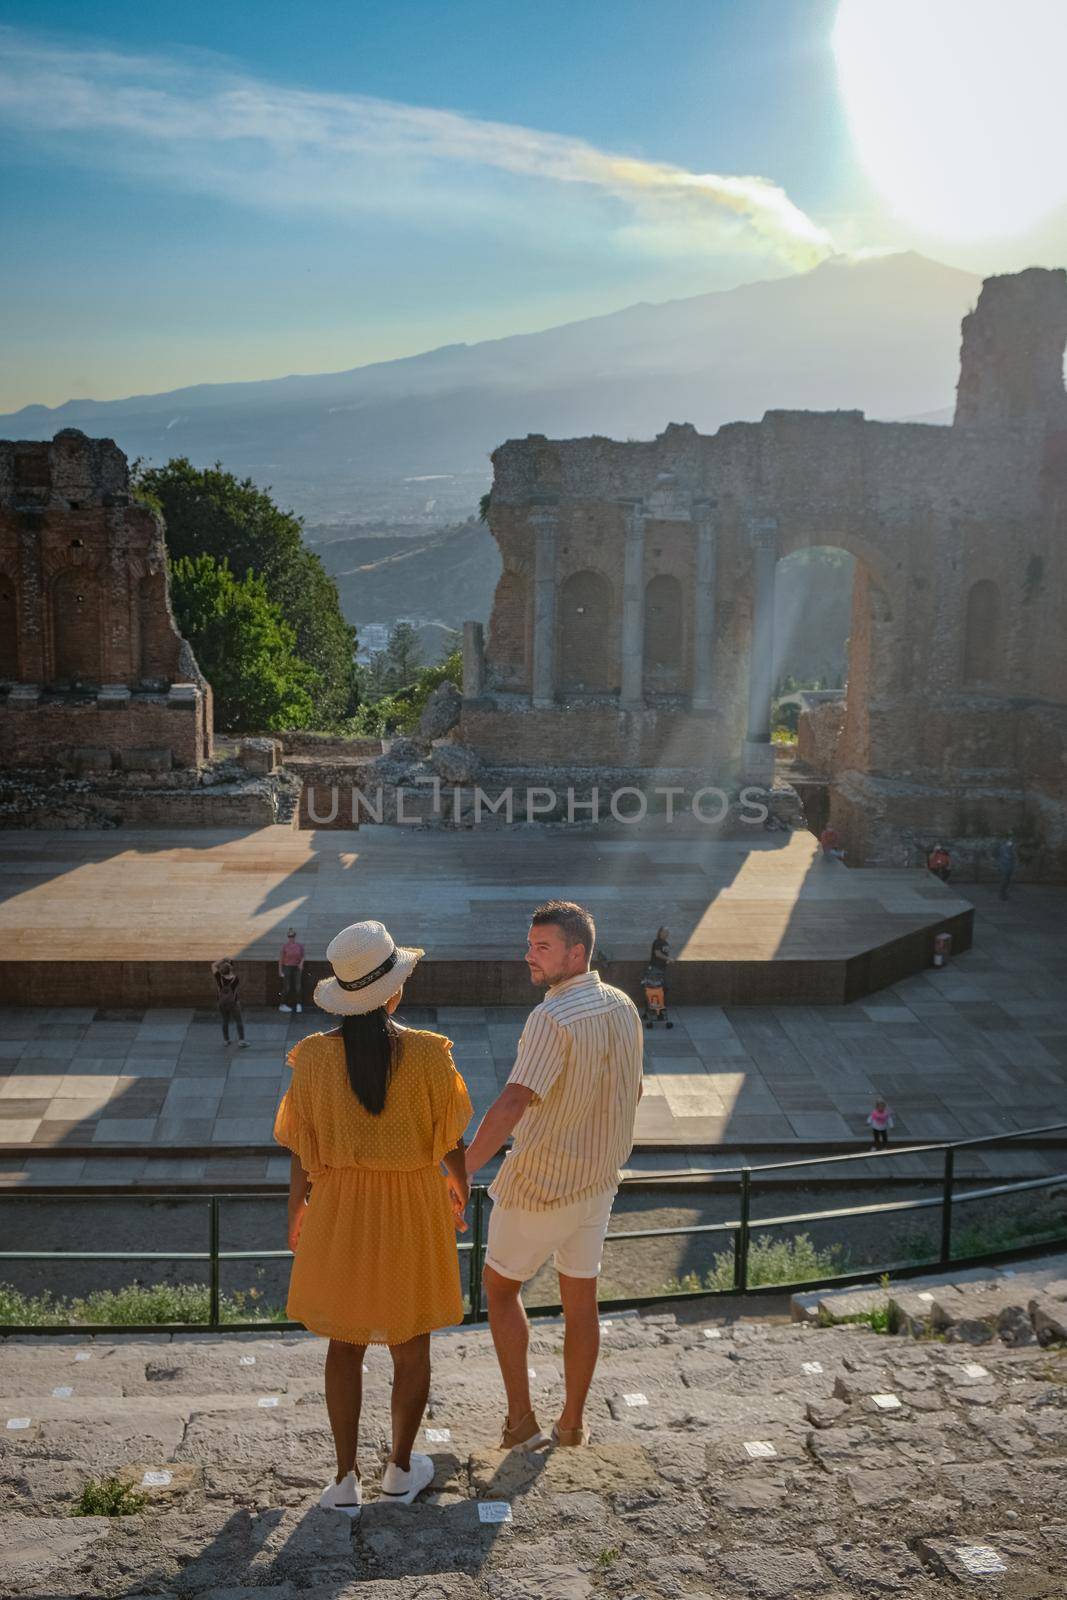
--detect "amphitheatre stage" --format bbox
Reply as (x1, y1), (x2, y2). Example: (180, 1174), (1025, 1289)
(0, 824), (971, 1009)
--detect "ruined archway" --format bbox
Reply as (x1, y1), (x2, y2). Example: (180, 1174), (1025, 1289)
(558, 569), (614, 693)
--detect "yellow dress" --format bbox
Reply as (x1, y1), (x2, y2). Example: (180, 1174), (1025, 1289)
(273, 1025), (472, 1346)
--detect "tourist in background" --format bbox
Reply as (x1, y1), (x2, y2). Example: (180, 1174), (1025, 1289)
(819, 824), (845, 861)
(278, 925), (306, 1013)
(997, 834), (1017, 900)
(927, 843), (951, 883)
(274, 919), (471, 1515)
(465, 900), (644, 1451)
(867, 1098), (894, 1149)
(211, 957), (248, 1048)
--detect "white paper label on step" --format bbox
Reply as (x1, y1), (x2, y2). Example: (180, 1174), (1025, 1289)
(957, 1545), (1006, 1575)
(802, 1362), (823, 1375)
(478, 1501), (512, 1523)
(363, 1365), (369, 1374)
(917, 1292), (934, 1302)
(239, 1355), (256, 1365)
(962, 1363), (989, 1379)
(51, 1387), (73, 1399)
(74, 1352), (91, 1361)
(703, 1329), (722, 1340)
(623, 1392), (648, 1407)
(528, 1369), (536, 1379)
(744, 1441), (777, 1458)
(426, 1428), (451, 1443)
(6, 1418), (30, 1430)
(257, 1396), (279, 1408)
(599, 1320), (613, 1329)
(872, 1393), (902, 1410)
(141, 1470), (172, 1487)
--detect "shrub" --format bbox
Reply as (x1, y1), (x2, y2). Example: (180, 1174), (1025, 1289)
(659, 1231), (848, 1295)
(0, 1281), (289, 1328)
(72, 1476), (148, 1517)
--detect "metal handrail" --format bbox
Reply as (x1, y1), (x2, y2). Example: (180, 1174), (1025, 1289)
(0, 1122), (1064, 1334)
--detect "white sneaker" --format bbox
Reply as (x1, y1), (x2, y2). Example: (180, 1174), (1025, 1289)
(295, 1004), (303, 1014)
(238, 1040), (249, 1049)
(319, 1470), (362, 1516)
(279, 1004), (292, 1013)
(379, 1453), (435, 1505)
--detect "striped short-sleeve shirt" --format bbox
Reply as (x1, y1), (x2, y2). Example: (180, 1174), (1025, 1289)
(489, 970), (644, 1212)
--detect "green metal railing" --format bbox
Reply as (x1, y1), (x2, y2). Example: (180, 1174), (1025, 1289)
(1, 1122), (1064, 1335)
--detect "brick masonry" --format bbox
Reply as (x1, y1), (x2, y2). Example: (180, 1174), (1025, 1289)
(463, 269), (1067, 877)
(0, 429), (212, 771)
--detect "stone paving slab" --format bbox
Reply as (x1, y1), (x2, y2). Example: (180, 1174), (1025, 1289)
(1, 1308), (1065, 1596)
(0, 885), (1065, 1176)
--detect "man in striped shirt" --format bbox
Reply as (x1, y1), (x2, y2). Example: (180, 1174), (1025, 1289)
(465, 901), (644, 1450)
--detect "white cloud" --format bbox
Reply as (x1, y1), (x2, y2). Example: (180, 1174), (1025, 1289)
(0, 26), (835, 269)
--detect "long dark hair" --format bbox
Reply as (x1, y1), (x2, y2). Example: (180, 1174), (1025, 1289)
(337, 1008), (396, 1115)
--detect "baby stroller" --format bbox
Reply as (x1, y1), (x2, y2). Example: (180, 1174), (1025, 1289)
(640, 967), (673, 1029)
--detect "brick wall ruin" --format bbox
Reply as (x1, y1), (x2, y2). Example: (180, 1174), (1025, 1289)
(461, 268), (1067, 875)
(0, 429), (212, 772)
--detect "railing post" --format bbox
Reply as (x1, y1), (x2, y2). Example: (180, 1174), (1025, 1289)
(469, 1186), (485, 1321)
(209, 1196), (220, 1330)
(939, 1148), (955, 1266)
(735, 1168), (751, 1293)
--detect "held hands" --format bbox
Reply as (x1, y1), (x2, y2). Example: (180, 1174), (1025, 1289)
(447, 1173), (469, 1234)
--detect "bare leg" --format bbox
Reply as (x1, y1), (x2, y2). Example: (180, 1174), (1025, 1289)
(388, 1333), (431, 1472)
(484, 1264), (533, 1426)
(557, 1273), (600, 1432)
(324, 1337), (367, 1481)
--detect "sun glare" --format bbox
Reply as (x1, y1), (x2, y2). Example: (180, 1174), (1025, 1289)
(833, 0), (1067, 241)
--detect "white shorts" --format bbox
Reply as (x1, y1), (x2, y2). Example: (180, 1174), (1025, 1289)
(485, 1189), (616, 1282)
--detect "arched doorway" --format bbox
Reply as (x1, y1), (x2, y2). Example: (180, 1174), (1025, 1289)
(558, 569), (614, 692)
(962, 579), (1000, 686)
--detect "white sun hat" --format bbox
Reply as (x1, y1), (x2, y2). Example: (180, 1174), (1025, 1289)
(314, 920), (424, 1016)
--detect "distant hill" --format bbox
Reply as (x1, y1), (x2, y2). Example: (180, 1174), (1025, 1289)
(315, 519), (501, 636)
(2, 252), (979, 523)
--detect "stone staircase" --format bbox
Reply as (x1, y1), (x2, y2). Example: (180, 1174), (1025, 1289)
(1, 1287), (1066, 1598)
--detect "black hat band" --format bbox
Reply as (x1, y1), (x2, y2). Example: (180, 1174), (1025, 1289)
(334, 949), (399, 992)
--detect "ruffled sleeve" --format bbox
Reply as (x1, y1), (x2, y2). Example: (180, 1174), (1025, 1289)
(273, 1044), (324, 1177)
(429, 1036), (474, 1166)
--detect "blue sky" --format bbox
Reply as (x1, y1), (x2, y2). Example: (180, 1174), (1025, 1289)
(3, 0), (1065, 410)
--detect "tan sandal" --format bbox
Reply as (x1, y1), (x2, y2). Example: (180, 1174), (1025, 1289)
(551, 1422), (590, 1447)
(499, 1411), (549, 1452)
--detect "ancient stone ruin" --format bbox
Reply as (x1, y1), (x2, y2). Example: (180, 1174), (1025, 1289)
(0, 429), (212, 775)
(461, 267), (1067, 875)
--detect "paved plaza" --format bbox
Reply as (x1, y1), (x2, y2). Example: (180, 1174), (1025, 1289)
(0, 882), (1064, 1185)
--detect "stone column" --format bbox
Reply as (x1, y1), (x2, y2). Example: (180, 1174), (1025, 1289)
(744, 516), (778, 783)
(530, 502), (559, 709)
(691, 500), (717, 711)
(619, 498), (646, 710)
(462, 619), (485, 699)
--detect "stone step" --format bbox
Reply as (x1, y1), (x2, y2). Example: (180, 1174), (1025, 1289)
(2, 1303), (1066, 1598)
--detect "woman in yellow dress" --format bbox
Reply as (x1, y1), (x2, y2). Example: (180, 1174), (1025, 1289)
(273, 919), (472, 1516)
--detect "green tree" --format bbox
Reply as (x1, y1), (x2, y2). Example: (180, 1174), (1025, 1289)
(382, 622), (422, 689)
(169, 554), (315, 732)
(133, 458), (358, 724)
(348, 646), (462, 737)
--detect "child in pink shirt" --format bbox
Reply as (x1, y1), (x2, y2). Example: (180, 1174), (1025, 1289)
(867, 1098), (894, 1149)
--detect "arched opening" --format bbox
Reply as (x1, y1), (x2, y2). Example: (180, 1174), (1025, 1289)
(0, 575), (17, 682)
(52, 569), (102, 685)
(558, 569), (614, 693)
(963, 579), (1000, 685)
(643, 573), (684, 693)
(487, 568), (530, 691)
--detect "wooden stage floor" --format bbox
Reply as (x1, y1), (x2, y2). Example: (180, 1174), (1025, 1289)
(0, 826), (972, 1008)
